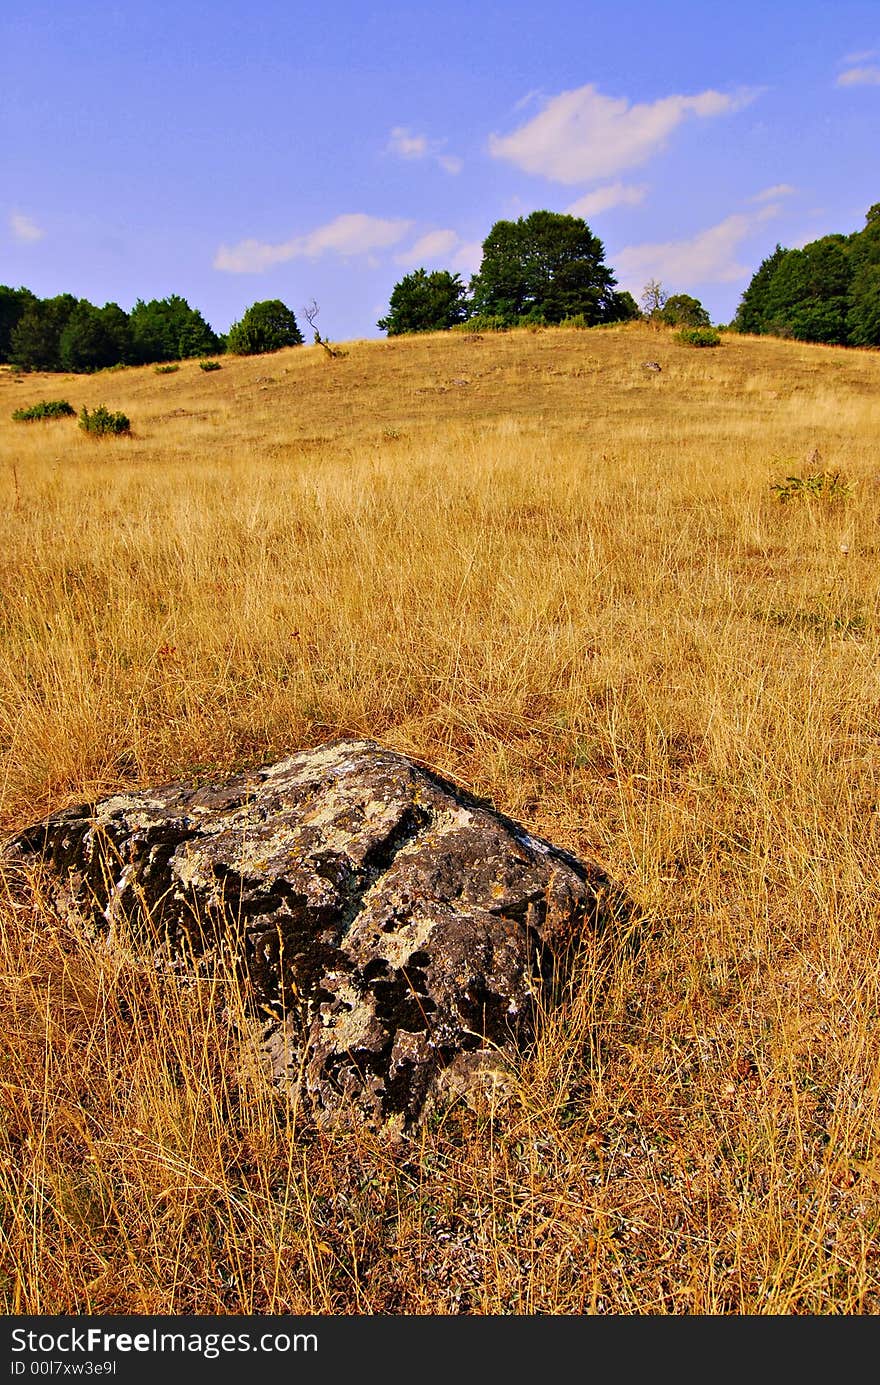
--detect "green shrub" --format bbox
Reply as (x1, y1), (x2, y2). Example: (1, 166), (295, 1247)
(78, 404), (131, 437)
(199, 360), (222, 371)
(763, 605), (864, 639)
(12, 399), (76, 421)
(770, 470), (853, 504)
(560, 313), (591, 329)
(226, 300), (303, 354)
(676, 326), (721, 347)
(451, 314), (509, 333)
(154, 364), (179, 375)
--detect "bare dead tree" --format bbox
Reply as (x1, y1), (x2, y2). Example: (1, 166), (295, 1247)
(640, 279), (667, 330)
(303, 300), (346, 359)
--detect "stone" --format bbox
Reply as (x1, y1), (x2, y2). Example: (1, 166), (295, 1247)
(1, 739), (628, 1128)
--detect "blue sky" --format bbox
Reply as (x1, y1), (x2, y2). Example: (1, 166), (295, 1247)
(2, 0), (878, 339)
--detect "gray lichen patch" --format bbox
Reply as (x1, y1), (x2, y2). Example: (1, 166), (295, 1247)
(2, 738), (631, 1128)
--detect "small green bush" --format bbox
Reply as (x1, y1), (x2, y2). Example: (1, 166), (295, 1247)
(12, 399), (76, 422)
(763, 605), (864, 639)
(154, 364), (180, 375)
(770, 470), (853, 504)
(560, 313), (591, 329)
(199, 360), (222, 371)
(79, 404), (131, 437)
(451, 314), (509, 333)
(676, 326), (721, 347)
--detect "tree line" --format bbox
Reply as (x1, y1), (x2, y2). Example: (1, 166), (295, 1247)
(381, 205), (880, 348)
(4, 204), (877, 371)
(0, 292), (303, 372)
(379, 211), (641, 335)
(733, 204), (880, 346)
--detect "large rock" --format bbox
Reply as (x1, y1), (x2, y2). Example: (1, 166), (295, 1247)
(2, 739), (627, 1127)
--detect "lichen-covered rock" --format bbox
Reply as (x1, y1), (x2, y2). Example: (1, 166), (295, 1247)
(2, 739), (627, 1127)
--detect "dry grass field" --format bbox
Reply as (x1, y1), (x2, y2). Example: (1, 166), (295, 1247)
(2, 320), (880, 1313)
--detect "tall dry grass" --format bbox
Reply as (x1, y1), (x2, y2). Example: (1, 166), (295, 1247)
(2, 322), (880, 1312)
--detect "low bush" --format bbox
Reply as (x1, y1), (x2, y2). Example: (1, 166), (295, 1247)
(677, 326), (721, 347)
(451, 314), (509, 333)
(199, 360), (222, 371)
(79, 404), (131, 437)
(12, 399), (76, 422)
(770, 470), (853, 504)
(154, 364), (180, 375)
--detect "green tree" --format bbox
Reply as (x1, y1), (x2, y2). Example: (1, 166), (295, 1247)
(378, 268), (469, 335)
(469, 211), (630, 326)
(761, 237), (852, 344)
(129, 295), (221, 363)
(735, 233), (861, 343)
(848, 203), (880, 274)
(10, 294), (78, 371)
(0, 285), (37, 362)
(734, 245), (788, 335)
(661, 293), (711, 328)
(846, 204), (880, 346)
(848, 263), (880, 346)
(611, 290), (639, 323)
(226, 299), (304, 355)
(59, 300), (132, 372)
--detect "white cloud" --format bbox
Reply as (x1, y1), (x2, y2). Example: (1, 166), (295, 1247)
(837, 64), (880, 86)
(452, 241), (483, 276)
(10, 212), (44, 242)
(489, 82), (756, 183)
(387, 127), (463, 174)
(613, 205), (778, 293)
(394, 230), (482, 277)
(303, 214), (411, 256)
(842, 48), (877, 64)
(566, 182), (647, 217)
(513, 88), (544, 113)
(751, 183), (796, 202)
(395, 229), (459, 266)
(388, 126), (429, 159)
(214, 213), (412, 272)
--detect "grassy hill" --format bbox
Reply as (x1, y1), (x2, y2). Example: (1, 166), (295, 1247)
(2, 321), (880, 1312)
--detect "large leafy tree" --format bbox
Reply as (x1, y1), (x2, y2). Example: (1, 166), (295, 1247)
(10, 294), (78, 371)
(734, 245), (788, 335)
(847, 203), (880, 347)
(848, 202), (880, 276)
(661, 293), (711, 328)
(0, 286), (37, 362)
(848, 264), (880, 346)
(761, 237), (852, 344)
(469, 211), (633, 325)
(226, 299), (303, 354)
(378, 269), (469, 335)
(735, 209), (880, 346)
(59, 301), (132, 372)
(129, 295), (221, 363)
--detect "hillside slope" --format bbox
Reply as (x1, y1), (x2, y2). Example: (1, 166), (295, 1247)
(2, 323), (880, 1313)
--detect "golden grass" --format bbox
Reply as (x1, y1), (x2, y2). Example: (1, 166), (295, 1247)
(2, 321), (880, 1312)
